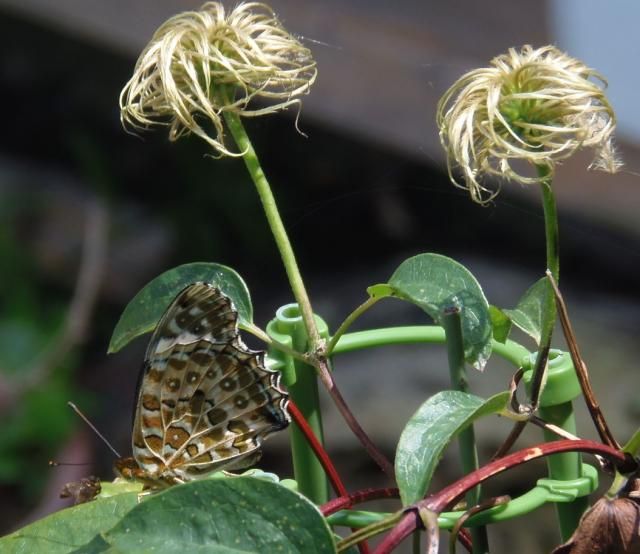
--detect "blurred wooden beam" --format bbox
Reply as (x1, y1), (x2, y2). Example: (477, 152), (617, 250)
(3, 0), (639, 237)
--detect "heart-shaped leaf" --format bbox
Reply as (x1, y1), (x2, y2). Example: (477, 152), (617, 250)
(0, 492), (138, 553)
(79, 478), (336, 553)
(108, 262), (253, 353)
(388, 253), (492, 370)
(489, 305), (512, 343)
(503, 277), (552, 345)
(395, 390), (509, 506)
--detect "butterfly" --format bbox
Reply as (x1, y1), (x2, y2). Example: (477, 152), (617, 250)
(111, 282), (290, 488)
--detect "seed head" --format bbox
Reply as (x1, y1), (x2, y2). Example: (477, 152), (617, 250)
(120, 2), (317, 155)
(437, 45), (621, 203)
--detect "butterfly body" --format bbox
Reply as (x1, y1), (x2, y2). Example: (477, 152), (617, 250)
(115, 282), (289, 488)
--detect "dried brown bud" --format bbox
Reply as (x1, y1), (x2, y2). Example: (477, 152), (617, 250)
(552, 480), (640, 553)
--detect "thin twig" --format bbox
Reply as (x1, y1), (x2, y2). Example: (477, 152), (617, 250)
(546, 270), (619, 449)
(491, 368), (528, 460)
(316, 358), (396, 479)
(449, 496), (510, 554)
(491, 421), (527, 461)
(14, 200), (108, 397)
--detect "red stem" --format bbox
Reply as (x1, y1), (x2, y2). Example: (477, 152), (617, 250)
(288, 401), (372, 554)
(321, 487), (400, 517)
(375, 440), (634, 553)
(288, 400), (348, 498)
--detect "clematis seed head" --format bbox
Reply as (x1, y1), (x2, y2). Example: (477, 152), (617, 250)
(120, 2), (317, 156)
(437, 45), (622, 203)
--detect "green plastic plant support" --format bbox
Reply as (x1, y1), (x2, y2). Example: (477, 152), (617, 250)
(266, 304), (329, 505)
(523, 349), (587, 540)
(326, 463), (598, 529)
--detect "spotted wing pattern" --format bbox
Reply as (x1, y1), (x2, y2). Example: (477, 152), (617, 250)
(115, 283), (289, 486)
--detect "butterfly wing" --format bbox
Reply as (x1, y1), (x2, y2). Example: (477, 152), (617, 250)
(129, 283), (289, 484)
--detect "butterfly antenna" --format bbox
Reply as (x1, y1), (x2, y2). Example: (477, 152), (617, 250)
(49, 460), (91, 467)
(68, 401), (121, 458)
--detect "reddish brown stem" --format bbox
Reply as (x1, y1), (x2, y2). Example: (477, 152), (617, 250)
(288, 401), (371, 554)
(546, 271), (620, 449)
(321, 487), (400, 517)
(375, 440), (634, 553)
(288, 400), (348, 498)
(316, 359), (395, 479)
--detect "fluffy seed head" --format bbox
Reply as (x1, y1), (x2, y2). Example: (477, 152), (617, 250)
(437, 45), (621, 203)
(120, 2), (317, 155)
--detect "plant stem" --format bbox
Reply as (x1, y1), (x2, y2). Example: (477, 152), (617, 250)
(540, 167), (559, 283)
(287, 400), (347, 498)
(321, 487), (400, 517)
(338, 512), (403, 553)
(532, 168), (591, 540)
(315, 358), (396, 479)
(528, 166), (558, 406)
(375, 440), (634, 553)
(442, 309), (489, 554)
(547, 271), (619, 449)
(224, 111), (320, 349)
(246, 324), (309, 364)
(327, 296), (381, 355)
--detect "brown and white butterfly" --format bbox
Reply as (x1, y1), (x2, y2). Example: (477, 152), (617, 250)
(63, 283), (289, 500)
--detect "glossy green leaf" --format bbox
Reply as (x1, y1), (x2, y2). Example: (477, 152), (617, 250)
(388, 253), (492, 370)
(108, 263), (253, 353)
(88, 478), (336, 554)
(395, 390), (509, 506)
(489, 305), (512, 343)
(0, 493), (138, 554)
(503, 277), (551, 345)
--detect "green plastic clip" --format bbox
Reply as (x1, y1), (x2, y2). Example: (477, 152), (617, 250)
(266, 304), (330, 504)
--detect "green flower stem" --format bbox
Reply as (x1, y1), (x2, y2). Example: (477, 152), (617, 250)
(442, 309), (488, 554)
(533, 166), (586, 541)
(223, 111), (320, 349)
(529, 166), (559, 405)
(327, 296), (381, 355)
(331, 325), (530, 367)
(539, 166), (559, 282)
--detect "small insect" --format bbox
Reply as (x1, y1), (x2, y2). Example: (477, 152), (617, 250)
(61, 282), (289, 501)
(59, 476), (101, 505)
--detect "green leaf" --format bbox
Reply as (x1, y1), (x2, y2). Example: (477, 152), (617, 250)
(489, 305), (512, 343)
(503, 278), (551, 345)
(108, 263), (253, 354)
(89, 478), (336, 554)
(388, 253), (492, 370)
(0, 493), (138, 554)
(366, 284), (395, 298)
(395, 390), (509, 506)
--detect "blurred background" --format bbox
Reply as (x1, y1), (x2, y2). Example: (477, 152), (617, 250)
(0, 0), (639, 551)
